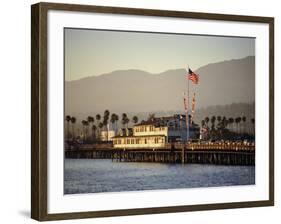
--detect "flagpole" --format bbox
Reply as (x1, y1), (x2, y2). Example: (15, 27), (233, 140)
(187, 66), (190, 143)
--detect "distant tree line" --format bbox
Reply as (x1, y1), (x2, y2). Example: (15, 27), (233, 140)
(201, 115), (255, 141)
(66, 111), (255, 143)
(65, 110), (139, 142)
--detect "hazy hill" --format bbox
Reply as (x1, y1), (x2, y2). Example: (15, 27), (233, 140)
(65, 56), (255, 115)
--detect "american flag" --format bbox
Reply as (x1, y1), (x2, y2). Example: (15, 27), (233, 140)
(187, 68), (199, 84)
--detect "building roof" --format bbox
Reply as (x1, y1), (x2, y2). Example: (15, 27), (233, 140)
(134, 120), (159, 126)
(134, 114), (187, 127)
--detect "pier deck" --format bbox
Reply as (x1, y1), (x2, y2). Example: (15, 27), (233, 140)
(65, 142), (255, 166)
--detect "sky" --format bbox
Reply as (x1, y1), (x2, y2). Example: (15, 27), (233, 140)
(65, 28), (255, 81)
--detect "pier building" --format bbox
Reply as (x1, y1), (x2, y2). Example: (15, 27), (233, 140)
(112, 114), (200, 149)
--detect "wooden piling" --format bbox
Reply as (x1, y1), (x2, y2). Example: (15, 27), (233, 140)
(181, 147), (185, 164)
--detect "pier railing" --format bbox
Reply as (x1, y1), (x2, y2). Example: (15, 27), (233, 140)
(65, 141), (255, 152)
(65, 141), (255, 165)
(167, 142), (255, 152)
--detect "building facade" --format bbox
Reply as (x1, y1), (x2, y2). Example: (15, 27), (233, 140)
(100, 130), (116, 141)
(112, 114), (200, 149)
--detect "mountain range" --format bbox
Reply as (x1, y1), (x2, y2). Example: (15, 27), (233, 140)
(65, 56), (255, 116)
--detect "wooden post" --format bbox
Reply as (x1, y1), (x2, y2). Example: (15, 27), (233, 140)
(181, 147), (185, 164)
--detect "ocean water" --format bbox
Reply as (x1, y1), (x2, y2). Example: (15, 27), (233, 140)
(64, 159), (255, 194)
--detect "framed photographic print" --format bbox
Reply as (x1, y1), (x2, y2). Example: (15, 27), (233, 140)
(31, 2), (274, 221)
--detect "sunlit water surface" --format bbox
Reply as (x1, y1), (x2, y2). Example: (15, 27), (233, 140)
(64, 159), (255, 194)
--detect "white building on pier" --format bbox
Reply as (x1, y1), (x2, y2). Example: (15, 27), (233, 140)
(112, 114), (200, 149)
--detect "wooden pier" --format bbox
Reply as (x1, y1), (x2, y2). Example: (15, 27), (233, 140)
(65, 142), (255, 166)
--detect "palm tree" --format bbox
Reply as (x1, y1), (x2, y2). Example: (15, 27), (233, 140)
(235, 117), (239, 133)
(103, 110), (110, 141)
(217, 116), (222, 129)
(70, 116), (76, 139)
(81, 120), (87, 141)
(251, 118), (255, 135)
(235, 117), (242, 134)
(228, 117), (234, 131)
(87, 116), (94, 140)
(238, 117), (242, 134)
(102, 118), (108, 140)
(103, 118), (109, 130)
(96, 114), (101, 122)
(65, 115), (71, 140)
(132, 116), (138, 125)
(201, 119), (205, 128)
(103, 110), (110, 129)
(219, 116), (228, 139)
(204, 117), (210, 129)
(122, 113), (128, 128)
(96, 114), (101, 137)
(115, 114), (119, 131)
(222, 116), (228, 129)
(211, 116), (216, 131)
(87, 116), (94, 124)
(125, 117), (130, 128)
(110, 113), (115, 130)
(242, 116), (246, 134)
(110, 113), (120, 132)
(110, 113), (116, 131)
(91, 125), (97, 140)
(98, 122), (103, 140)
(98, 122), (103, 130)
(84, 121), (89, 141)
(104, 110), (110, 117)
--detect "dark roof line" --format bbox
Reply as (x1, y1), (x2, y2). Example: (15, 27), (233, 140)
(134, 114), (188, 127)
